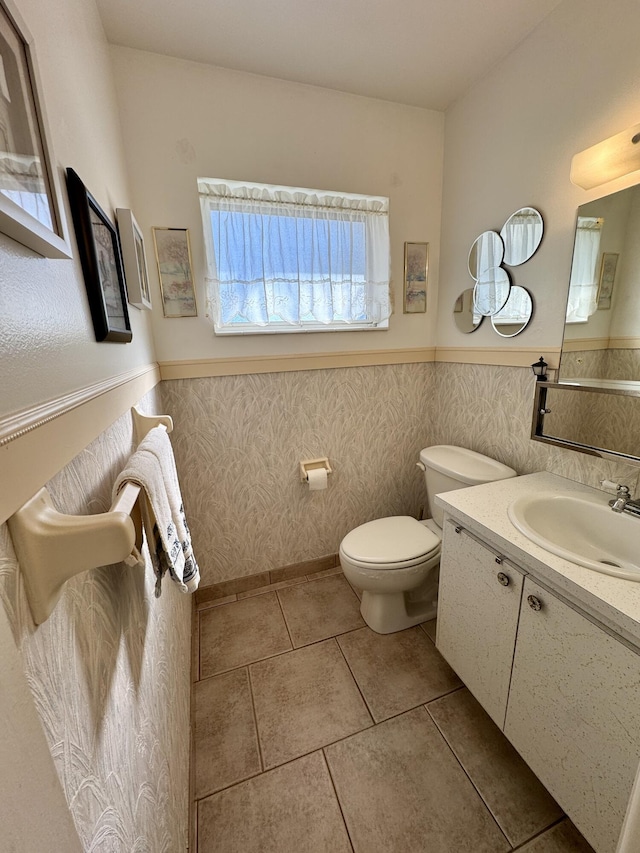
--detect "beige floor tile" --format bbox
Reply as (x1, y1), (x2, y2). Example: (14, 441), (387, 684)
(516, 819), (596, 852)
(250, 638), (372, 769)
(427, 688), (563, 846)
(194, 669), (261, 799)
(325, 707), (510, 853)
(200, 593), (292, 678)
(338, 626), (461, 722)
(422, 617), (437, 642)
(197, 751), (352, 853)
(278, 574), (364, 646)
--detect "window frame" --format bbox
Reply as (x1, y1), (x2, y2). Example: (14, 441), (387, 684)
(198, 177), (390, 336)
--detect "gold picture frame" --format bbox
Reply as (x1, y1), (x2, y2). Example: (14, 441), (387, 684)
(596, 251), (619, 310)
(403, 241), (428, 313)
(152, 227), (198, 318)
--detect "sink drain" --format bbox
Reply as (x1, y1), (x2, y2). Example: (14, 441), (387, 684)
(599, 559), (622, 568)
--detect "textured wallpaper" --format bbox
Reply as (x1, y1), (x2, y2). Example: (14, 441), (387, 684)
(0, 390), (191, 852)
(430, 362), (640, 491)
(162, 362), (640, 587)
(161, 365), (435, 585)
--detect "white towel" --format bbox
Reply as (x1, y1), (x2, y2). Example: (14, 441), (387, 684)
(113, 426), (200, 597)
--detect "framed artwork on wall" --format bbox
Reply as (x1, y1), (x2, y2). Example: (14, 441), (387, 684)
(403, 241), (429, 313)
(66, 168), (132, 343)
(152, 226), (198, 317)
(116, 208), (152, 310)
(0, 0), (70, 257)
(596, 252), (619, 310)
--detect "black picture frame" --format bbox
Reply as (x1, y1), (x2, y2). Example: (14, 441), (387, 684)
(66, 168), (132, 343)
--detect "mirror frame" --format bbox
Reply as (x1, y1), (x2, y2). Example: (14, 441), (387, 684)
(531, 381), (640, 465)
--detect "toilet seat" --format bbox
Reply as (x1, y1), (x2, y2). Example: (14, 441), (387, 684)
(340, 516), (441, 571)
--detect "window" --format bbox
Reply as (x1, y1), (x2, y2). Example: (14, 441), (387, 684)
(198, 178), (390, 334)
(565, 216), (603, 323)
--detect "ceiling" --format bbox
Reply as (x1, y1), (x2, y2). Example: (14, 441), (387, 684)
(95, 0), (564, 111)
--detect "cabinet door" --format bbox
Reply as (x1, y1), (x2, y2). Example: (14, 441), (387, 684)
(436, 520), (524, 729)
(505, 578), (640, 853)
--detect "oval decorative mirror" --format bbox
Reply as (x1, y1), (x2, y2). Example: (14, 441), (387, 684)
(468, 230), (504, 280)
(500, 207), (543, 266)
(490, 286), (533, 337)
(473, 267), (511, 316)
(453, 288), (483, 333)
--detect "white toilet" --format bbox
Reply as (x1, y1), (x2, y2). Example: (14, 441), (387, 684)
(339, 445), (517, 634)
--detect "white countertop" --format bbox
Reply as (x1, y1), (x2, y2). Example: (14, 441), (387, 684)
(435, 471), (640, 650)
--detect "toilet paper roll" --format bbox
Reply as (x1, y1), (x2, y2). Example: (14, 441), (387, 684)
(307, 468), (327, 491)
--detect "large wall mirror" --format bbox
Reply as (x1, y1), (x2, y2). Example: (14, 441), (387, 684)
(533, 182), (640, 464)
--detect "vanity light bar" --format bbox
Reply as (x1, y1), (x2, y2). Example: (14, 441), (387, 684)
(571, 121), (640, 190)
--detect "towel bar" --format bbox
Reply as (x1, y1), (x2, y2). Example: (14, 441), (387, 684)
(7, 408), (173, 625)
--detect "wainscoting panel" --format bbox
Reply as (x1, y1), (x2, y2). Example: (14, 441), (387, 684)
(161, 364), (435, 586)
(0, 388), (191, 850)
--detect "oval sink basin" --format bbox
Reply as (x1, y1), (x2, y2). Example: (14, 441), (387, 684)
(508, 491), (640, 581)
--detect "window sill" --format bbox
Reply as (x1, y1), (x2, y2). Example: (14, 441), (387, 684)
(213, 321), (389, 336)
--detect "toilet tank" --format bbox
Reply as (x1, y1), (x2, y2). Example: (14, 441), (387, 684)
(420, 445), (517, 528)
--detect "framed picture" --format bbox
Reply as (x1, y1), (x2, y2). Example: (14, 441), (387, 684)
(116, 208), (151, 310)
(152, 227), (198, 317)
(596, 252), (619, 310)
(403, 241), (429, 313)
(66, 168), (132, 343)
(0, 0), (70, 258)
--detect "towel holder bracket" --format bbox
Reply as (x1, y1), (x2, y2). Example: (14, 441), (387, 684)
(7, 408), (172, 625)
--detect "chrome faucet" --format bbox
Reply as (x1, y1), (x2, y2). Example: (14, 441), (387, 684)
(601, 481), (640, 517)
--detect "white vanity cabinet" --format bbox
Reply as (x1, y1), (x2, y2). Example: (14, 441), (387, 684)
(437, 515), (640, 853)
(436, 520), (524, 728)
(505, 577), (640, 853)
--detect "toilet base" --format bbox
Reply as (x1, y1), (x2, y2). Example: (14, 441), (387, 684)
(360, 588), (438, 634)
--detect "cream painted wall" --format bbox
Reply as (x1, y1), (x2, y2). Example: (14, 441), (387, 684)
(0, 0), (157, 420)
(109, 47), (444, 362)
(437, 0), (640, 355)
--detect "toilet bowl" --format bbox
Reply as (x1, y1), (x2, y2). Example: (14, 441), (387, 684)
(340, 445), (517, 634)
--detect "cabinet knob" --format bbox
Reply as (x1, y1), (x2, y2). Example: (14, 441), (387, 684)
(495, 556), (503, 565)
(454, 526), (462, 534)
(497, 572), (510, 587)
(527, 594), (543, 612)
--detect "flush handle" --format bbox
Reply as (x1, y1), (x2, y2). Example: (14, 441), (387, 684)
(497, 572), (510, 587)
(527, 594), (543, 612)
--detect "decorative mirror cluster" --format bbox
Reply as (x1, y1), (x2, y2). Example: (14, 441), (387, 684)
(455, 207), (543, 337)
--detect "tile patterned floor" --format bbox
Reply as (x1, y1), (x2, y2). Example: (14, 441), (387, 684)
(192, 569), (596, 853)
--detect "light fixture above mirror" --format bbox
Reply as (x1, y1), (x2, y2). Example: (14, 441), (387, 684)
(571, 121), (640, 190)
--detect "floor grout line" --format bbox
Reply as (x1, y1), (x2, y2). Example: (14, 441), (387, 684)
(334, 635), (376, 726)
(510, 816), (568, 851)
(274, 587), (295, 648)
(246, 664), (265, 774)
(424, 701), (517, 850)
(321, 748), (356, 853)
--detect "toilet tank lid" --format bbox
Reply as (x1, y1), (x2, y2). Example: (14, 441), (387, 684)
(419, 445), (517, 485)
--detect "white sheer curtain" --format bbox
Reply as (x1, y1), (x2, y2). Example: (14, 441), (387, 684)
(565, 217), (603, 323)
(500, 209), (542, 265)
(198, 178), (390, 332)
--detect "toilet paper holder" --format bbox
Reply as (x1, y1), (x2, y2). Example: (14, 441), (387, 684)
(299, 457), (332, 483)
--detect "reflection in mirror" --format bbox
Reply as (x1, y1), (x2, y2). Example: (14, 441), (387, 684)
(468, 230), (504, 280)
(560, 184), (640, 385)
(491, 286), (533, 337)
(473, 266), (510, 316)
(500, 208), (543, 266)
(533, 383), (640, 462)
(453, 288), (482, 333)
